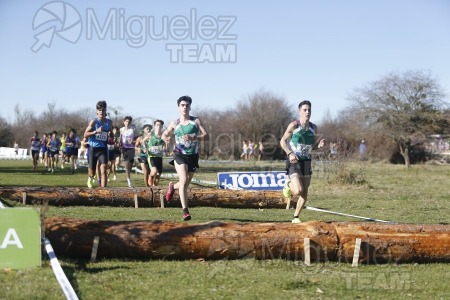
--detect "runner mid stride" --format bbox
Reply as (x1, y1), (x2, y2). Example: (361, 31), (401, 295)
(162, 96), (208, 221)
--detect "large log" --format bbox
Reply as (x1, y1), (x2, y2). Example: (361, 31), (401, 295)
(44, 218), (450, 263)
(44, 218), (338, 261)
(335, 222), (450, 263)
(0, 186), (153, 207)
(0, 186), (288, 208)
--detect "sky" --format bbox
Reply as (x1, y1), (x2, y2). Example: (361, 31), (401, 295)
(1, 0), (450, 126)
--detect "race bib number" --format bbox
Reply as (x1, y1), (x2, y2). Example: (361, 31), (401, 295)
(149, 145), (163, 155)
(96, 132), (108, 141)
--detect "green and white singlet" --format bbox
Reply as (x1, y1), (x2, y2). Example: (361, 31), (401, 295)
(174, 116), (199, 155)
(289, 121), (316, 160)
(147, 132), (165, 158)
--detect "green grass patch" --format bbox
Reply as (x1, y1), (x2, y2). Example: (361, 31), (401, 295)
(0, 159), (449, 299)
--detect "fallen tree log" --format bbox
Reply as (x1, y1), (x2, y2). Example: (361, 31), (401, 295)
(0, 186), (288, 208)
(334, 222), (450, 263)
(44, 218), (337, 261)
(44, 218), (450, 263)
(0, 186), (154, 207)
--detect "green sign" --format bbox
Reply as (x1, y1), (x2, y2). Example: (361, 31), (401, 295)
(0, 208), (41, 269)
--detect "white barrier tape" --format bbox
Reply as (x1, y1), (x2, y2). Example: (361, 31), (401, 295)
(44, 238), (79, 300)
(0, 200), (5, 208)
(305, 206), (392, 223)
(131, 168), (218, 186)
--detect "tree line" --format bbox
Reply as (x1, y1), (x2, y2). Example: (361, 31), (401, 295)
(1, 70), (449, 166)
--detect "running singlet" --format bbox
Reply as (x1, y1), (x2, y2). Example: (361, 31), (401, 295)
(49, 138), (60, 152)
(89, 118), (112, 148)
(174, 116), (199, 155)
(120, 126), (136, 149)
(65, 136), (76, 153)
(147, 132), (164, 157)
(60, 139), (66, 151)
(289, 121), (316, 160)
(30, 137), (41, 151)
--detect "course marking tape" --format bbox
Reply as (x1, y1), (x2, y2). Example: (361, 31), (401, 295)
(305, 206), (392, 223)
(44, 238), (79, 300)
(132, 167), (217, 185)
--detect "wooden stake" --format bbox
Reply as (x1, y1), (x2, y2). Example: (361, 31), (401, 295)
(90, 236), (100, 262)
(160, 194), (165, 208)
(22, 192), (27, 205)
(134, 194), (138, 208)
(304, 238), (311, 266)
(352, 238), (362, 267)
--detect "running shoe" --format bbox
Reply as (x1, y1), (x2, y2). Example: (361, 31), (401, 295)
(291, 218), (301, 223)
(113, 175), (116, 181)
(282, 180), (291, 198)
(87, 177), (93, 188)
(165, 182), (174, 202)
(183, 212), (192, 221)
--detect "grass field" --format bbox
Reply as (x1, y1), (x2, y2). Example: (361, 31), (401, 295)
(0, 159), (449, 299)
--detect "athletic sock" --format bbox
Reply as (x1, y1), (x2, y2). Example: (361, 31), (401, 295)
(183, 208), (189, 213)
(127, 178), (131, 186)
(293, 215), (299, 218)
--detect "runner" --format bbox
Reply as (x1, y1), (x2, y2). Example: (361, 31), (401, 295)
(119, 116), (138, 188)
(280, 100), (324, 223)
(106, 129), (117, 181)
(47, 131), (61, 173)
(135, 124), (151, 187)
(112, 126), (121, 180)
(40, 133), (48, 169)
(59, 132), (66, 169)
(29, 131), (41, 172)
(65, 129), (79, 174)
(84, 100), (112, 188)
(162, 96), (208, 221)
(145, 119), (165, 187)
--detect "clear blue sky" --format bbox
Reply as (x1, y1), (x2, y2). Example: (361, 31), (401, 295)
(1, 0), (449, 126)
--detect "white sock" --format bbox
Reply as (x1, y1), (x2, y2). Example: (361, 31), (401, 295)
(127, 178), (131, 185)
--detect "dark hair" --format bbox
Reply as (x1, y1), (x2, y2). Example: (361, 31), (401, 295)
(113, 126), (119, 131)
(34, 131), (38, 135)
(52, 131), (57, 135)
(154, 119), (164, 126)
(123, 116), (132, 122)
(298, 100), (311, 109)
(177, 95), (192, 106)
(70, 128), (76, 134)
(142, 124), (152, 131)
(96, 100), (107, 110)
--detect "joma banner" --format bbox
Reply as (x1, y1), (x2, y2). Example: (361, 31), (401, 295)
(218, 171), (288, 190)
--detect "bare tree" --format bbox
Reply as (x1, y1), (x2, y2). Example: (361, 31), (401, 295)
(234, 89), (294, 159)
(347, 70), (448, 168)
(0, 116), (13, 147)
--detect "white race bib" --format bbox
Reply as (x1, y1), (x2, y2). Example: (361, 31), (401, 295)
(96, 132), (108, 141)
